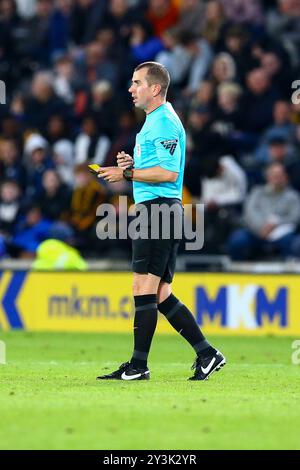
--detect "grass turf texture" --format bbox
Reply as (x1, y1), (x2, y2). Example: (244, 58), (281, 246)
(0, 332), (299, 450)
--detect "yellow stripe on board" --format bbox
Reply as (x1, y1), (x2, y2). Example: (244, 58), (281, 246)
(0, 271), (12, 331)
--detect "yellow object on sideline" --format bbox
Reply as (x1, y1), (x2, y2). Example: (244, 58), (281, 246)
(32, 239), (87, 271)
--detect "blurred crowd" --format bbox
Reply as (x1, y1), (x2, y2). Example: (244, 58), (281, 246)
(1, 0), (300, 262)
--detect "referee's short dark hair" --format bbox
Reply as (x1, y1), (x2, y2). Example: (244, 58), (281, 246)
(135, 62), (170, 97)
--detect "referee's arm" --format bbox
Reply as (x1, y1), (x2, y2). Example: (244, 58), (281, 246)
(142, 123), (182, 183)
(116, 152), (178, 182)
(131, 166), (178, 183)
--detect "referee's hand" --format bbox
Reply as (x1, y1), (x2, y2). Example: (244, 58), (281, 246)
(97, 166), (124, 183)
(117, 151), (134, 169)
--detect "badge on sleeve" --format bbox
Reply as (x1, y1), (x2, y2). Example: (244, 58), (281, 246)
(160, 139), (178, 155)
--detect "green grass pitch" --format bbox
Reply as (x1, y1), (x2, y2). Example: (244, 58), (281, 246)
(0, 332), (299, 450)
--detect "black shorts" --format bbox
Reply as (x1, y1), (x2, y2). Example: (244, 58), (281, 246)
(132, 197), (183, 284)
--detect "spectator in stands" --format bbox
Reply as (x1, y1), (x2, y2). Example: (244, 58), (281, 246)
(180, 32), (214, 95)
(156, 28), (190, 90)
(172, 0), (206, 38)
(70, 0), (106, 45)
(187, 104), (231, 160)
(53, 54), (78, 105)
(222, 25), (254, 83)
(200, 154), (247, 252)
(239, 68), (280, 136)
(48, 0), (73, 59)
(266, 0), (300, 66)
(201, 154), (247, 206)
(211, 82), (243, 137)
(228, 162), (300, 260)
(185, 105), (230, 196)
(11, 204), (53, 258)
(24, 71), (71, 135)
(0, 138), (27, 190)
(8, 94), (26, 128)
(98, 0), (142, 43)
(0, 0), (24, 87)
(45, 114), (71, 145)
(147, 0), (179, 38)
(157, 31), (213, 95)
(74, 115), (110, 166)
(67, 164), (108, 253)
(104, 109), (139, 167)
(24, 133), (55, 198)
(14, 0), (36, 19)
(95, 0), (144, 86)
(75, 41), (118, 87)
(52, 139), (75, 187)
(86, 80), (119, 139)
(21, 0), (54, 66)
(259, 135), (300, 192)
(201, 0), (226, 48)
(210, 52), (236, 86)
(255, 100), (295, 162)
(129, 19), (164, 64)
(190, 80), (215, 112)
(260, 51), (293, 99)
(38, 169), (71, 221)
(95, 27), (117, 57)
(0, 179), (22, 257)
(0, 115), (23, 148)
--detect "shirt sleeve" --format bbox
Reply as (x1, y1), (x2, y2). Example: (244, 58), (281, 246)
(150, 120), (181, 173)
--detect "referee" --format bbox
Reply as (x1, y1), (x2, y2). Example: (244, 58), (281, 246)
(97, 62), (225, 381)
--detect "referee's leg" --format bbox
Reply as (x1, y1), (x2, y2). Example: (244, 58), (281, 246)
(157, 280), (226, 380)
(130, 272), (161, 369)
(157, 281), (211, 355)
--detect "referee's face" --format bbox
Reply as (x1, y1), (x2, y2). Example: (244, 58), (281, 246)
(129, 68), (156, 112)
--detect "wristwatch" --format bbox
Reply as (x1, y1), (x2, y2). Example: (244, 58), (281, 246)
(123, 168), (134, 181)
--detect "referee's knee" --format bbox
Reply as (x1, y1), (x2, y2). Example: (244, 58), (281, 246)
(132, 274), (159, 296)
(133, 283), (156, 296)
(157, 282), (172, 304)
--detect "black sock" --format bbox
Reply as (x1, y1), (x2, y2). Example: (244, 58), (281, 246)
(131, 294), (157, 368)
(158, 294), (213, 355)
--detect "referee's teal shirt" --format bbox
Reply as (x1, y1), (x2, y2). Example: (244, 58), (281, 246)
(133, 102), (186, 204)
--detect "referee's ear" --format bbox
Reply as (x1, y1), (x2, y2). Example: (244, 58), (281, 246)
(153, 83), (162, 97)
